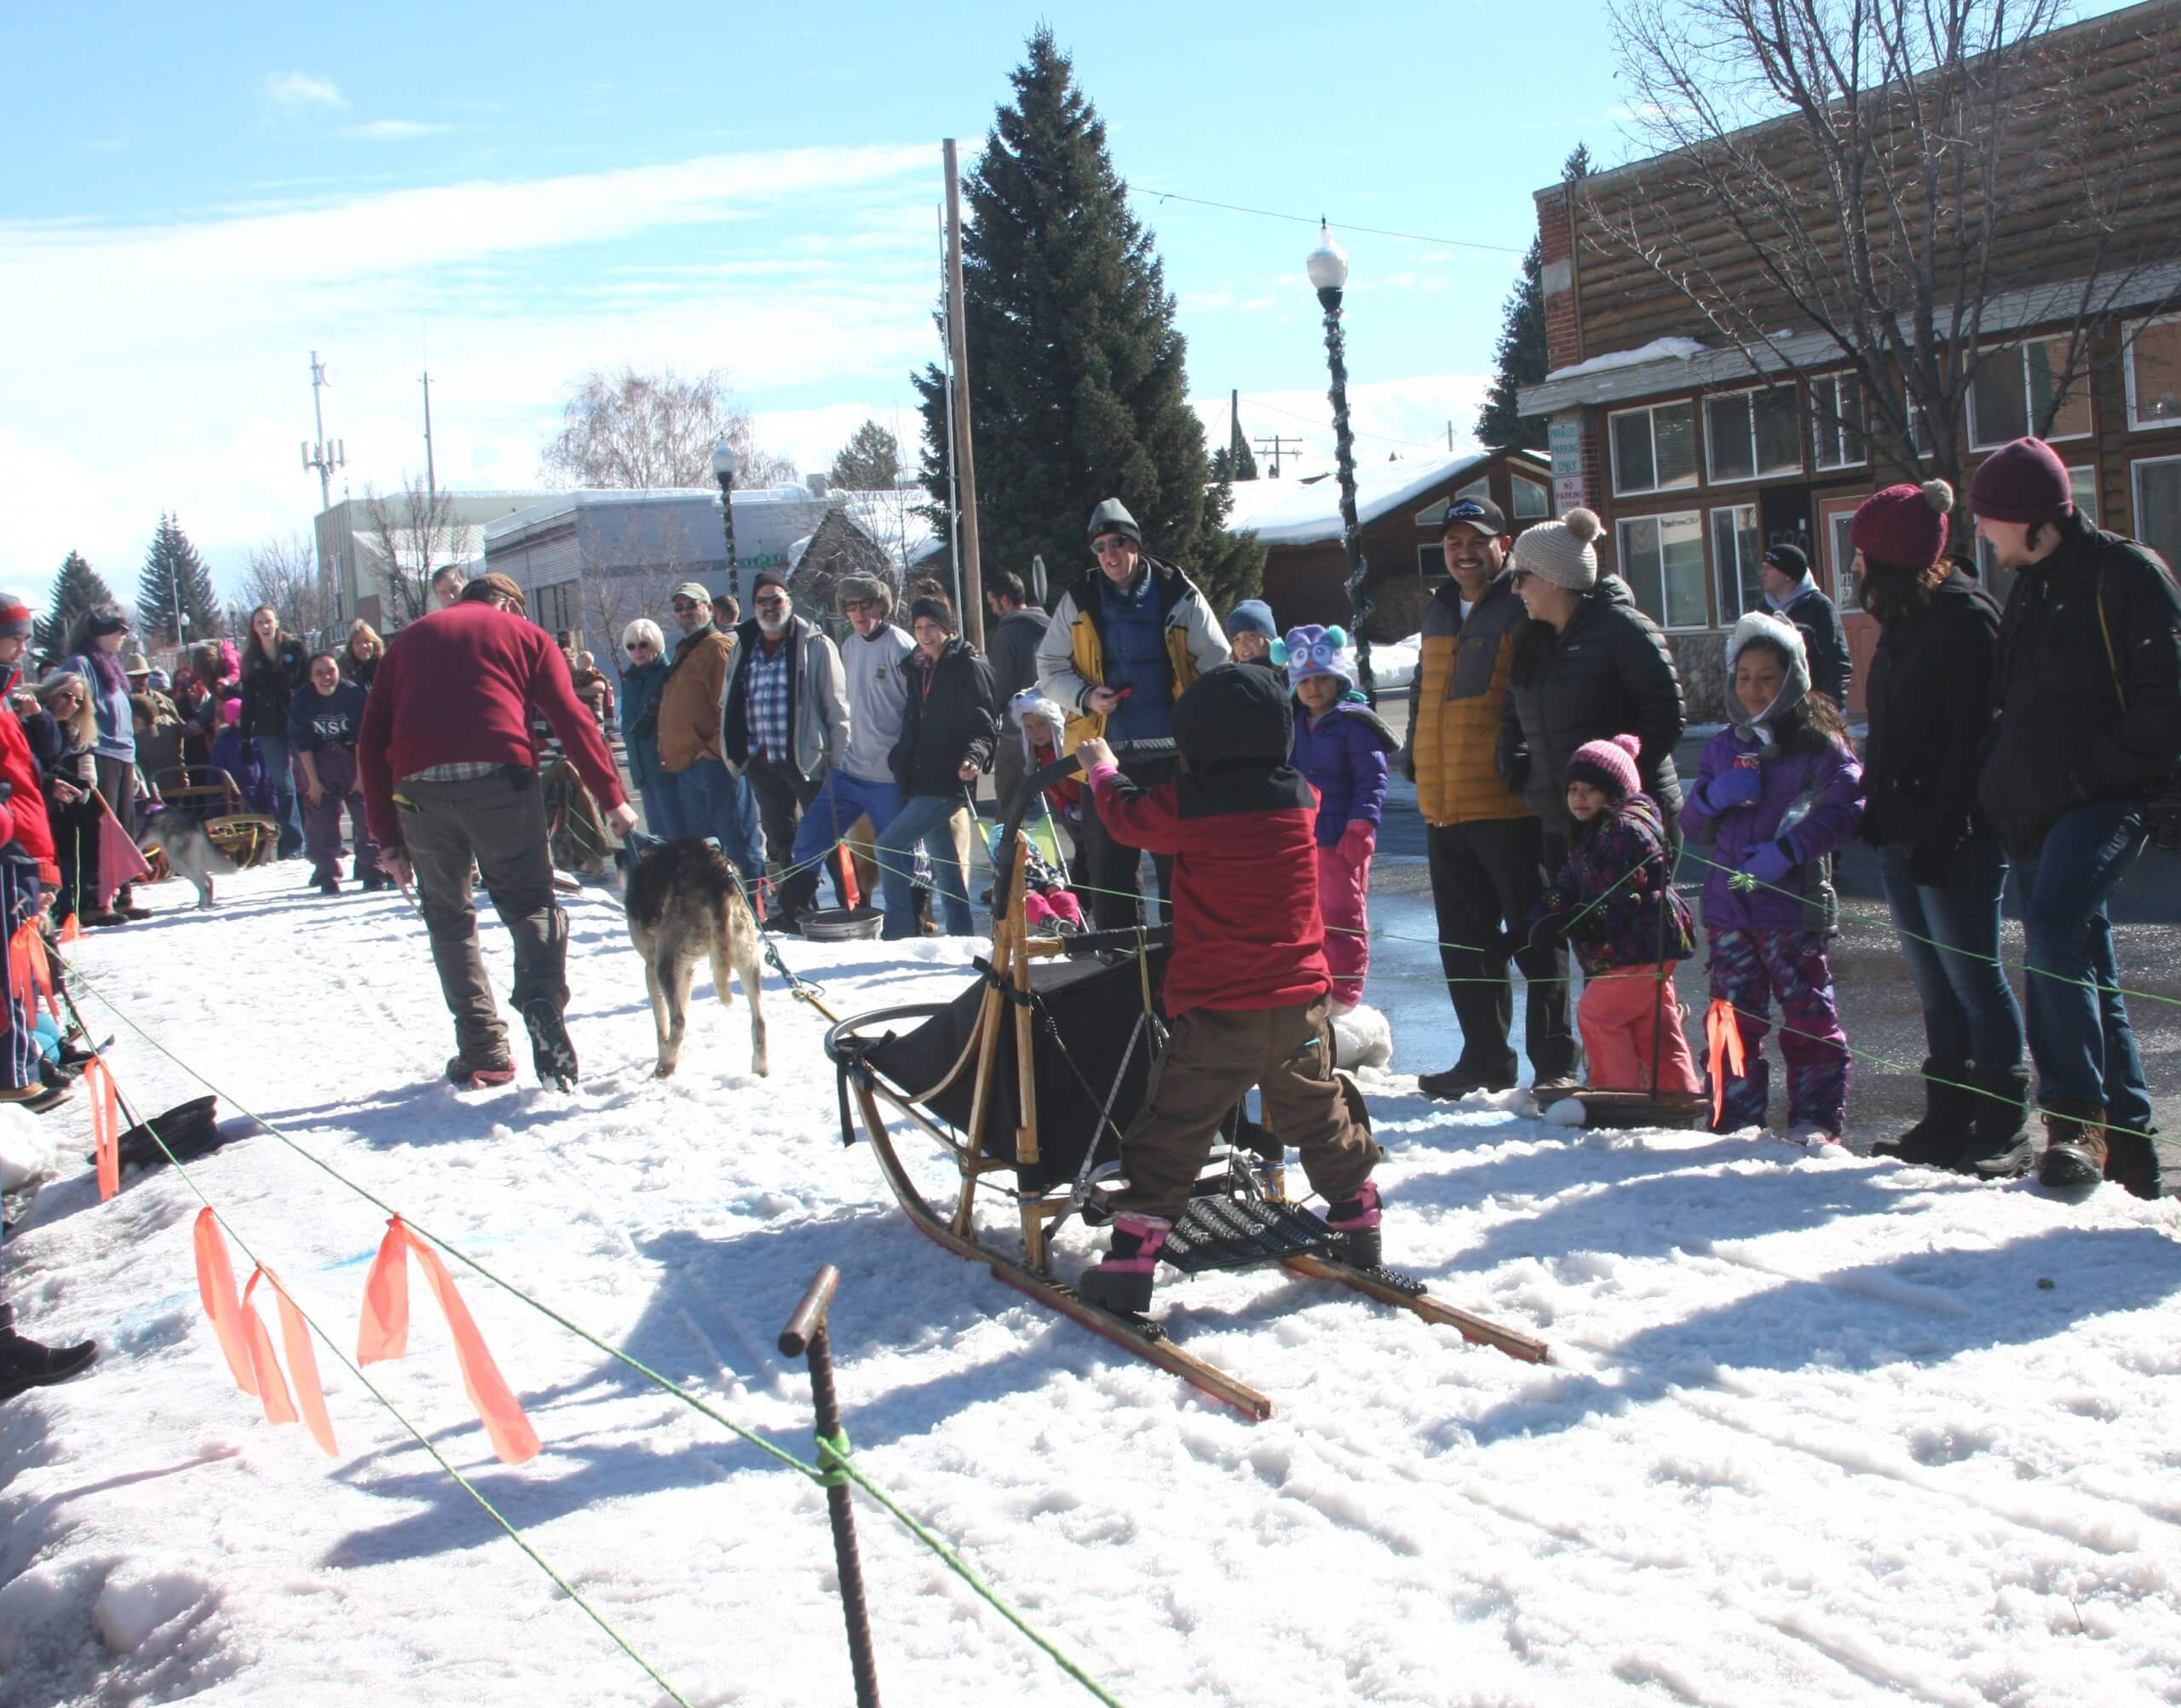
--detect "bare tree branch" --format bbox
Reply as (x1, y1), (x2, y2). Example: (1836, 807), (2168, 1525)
(360, 478), (470, 626)
(238, 533), (338, 643)
(540, 365), (797, 490)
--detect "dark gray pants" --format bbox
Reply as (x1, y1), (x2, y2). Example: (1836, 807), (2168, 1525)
(400, 769), (567, 1069)
(1426, 815), (1577, 1083)
(745, 756), (819, 886)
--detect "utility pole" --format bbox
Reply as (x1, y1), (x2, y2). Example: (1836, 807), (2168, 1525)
(1252, 434), (1304, 478)
(942, 138), (986, 651)
(421, 371), (438, 503)
(300, 351), (345, 514)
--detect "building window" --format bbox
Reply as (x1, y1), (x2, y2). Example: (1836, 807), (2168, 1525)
(1454, 476), (1491, 503)
(1512, 474), (1551, 519)
(1906, 391), (1932, 459)
(1704, 386), (1801, 484)
(1968, 336), (2093, 450)
(2134, 457), (2181, 580)
(1710, 505), (1764, 619)
(533, 579), (577, 637)
(2124, 316), (2181, 431)
(1610, 401), (1699, 497)
(2070, 465), (2099, 529)
(1617, 512), (1707, 630)
(1417, 543), (1444, 580)
(1827, 510), (1862, 614)
(1971, 467), (2100, 604)
(1811, 373), (1866, 469)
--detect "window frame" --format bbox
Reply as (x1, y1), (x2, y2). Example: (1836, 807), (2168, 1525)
(2123, 314), (2181, 434)
(1609, 400), (1700, 498)
(1709, 503), (1764, 622)
(1702, 384), (1803, 486)
(1810, 372), (1867, 470)
(1511, 473), (1551, 520)
(1614, 509), (1711, 633)
(2132, 454), (2181, 573)
(1968, 338), (2094, 451)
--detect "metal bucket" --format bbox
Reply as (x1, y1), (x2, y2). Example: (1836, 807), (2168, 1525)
(800, 906), (884, 943)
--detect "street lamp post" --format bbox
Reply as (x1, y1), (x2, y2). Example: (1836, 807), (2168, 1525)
(1307, 220), (1373, 703)
(711, 436), (740, 605)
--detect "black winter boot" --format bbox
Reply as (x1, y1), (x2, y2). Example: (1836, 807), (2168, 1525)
(1075, 1216), (1169, 1316)
(0, 1326), (97, 1402)
(2102, 1113), (2164, 1201)
(1873, 1060), (1977, 1165)
(2035, 1096), (2109, 1191)
(1954, 1064), (2034, 1179)
(521, 998), (578, 1091)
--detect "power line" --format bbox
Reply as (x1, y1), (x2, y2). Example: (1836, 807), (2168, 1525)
(1236, 394), (1444, 451)
(1131, 187), (1526, 256)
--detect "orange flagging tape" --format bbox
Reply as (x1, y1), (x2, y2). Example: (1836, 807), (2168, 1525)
(239, 1266), (301, 1429)
(264, 1268), (339, 1457)
(59, 913), (81, 943)
(84, 1055), (120, 1201)
(358, 1216), (540, 1465)
(1704, 998), (1747, 1126)
(193, 1207), (258, 1395)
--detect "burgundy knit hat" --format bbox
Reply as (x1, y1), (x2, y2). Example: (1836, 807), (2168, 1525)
(1970, 436), (2075, 525)
(1850, 480), (1954, 571)
(1565, 733), (1641, 804)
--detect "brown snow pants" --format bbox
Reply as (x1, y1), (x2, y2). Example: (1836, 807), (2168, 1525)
(1114, 995), (1380, 1223)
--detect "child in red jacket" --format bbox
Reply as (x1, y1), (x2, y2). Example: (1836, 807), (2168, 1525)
(1073, 664), (1383, 1314)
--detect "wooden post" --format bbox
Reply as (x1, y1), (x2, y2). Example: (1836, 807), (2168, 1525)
(943, 137), (987, 652)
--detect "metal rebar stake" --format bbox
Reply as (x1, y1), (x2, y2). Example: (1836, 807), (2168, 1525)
(779, 1264), (881, 1708)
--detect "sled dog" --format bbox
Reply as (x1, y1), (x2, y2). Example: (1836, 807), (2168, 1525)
(624, 836), (768, 1078)
(140, 817), (238, 910)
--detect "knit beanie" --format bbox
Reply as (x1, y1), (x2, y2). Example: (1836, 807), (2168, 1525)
(0, 595), (30, 641)
(1565, 733), (1641, 804)
(751, 569), (789, 597)
(908, 595), (957, 634)
(1086, 497), (1142, 549)
(1283, 624), (1355, 694)
(1226, 599), (1276, 639)
(1969, 436), (2075, 525)
(1850, 480), (1953, 570)
(1509, 508), (1602, 589)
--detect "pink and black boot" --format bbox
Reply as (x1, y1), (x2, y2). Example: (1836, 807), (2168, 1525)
(1076, 1213), (1171, 1315)
(1323, 1179), (1383, 1269)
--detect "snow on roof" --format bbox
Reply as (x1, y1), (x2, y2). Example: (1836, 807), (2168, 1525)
(1223, 451), (1499, 547)
(1542, 336), (1708, 383)
(786, 491), (935, 572)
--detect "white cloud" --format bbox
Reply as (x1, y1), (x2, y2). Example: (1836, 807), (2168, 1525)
(264, 72), (346, 114)
(341, 120), (452, 141)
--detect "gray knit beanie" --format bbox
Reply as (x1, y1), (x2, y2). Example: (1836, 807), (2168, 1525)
(1510, 509), (1603, 590)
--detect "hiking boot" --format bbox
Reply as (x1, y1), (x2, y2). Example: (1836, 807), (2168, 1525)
(521, 998), (579, 1090)
(114, 889), (152, 922)
(1957, 1064), (2034, 1179)
(80, 908), (129, 929)
(1528, 1074), (1583, 1104)
(1418, 1062), (1516, 1101)
(1075, 1214), (1170, 1316)
(2102, 1112), (2164, 1201)
(1873, 1059), (1976, 1165)
(315, 877), (341, 896)
(0, 1327), (97, 1402)
(446, 1055), (516, 1090)
(1323, 1180), (1383, 1270)
(2035, 1096), (2109, 1191)
(0, 1082), (71, 1114)
(762, 908), (807, 936)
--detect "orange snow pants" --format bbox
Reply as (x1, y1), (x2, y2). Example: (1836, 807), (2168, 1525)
(1579, 963), (1702, 1096)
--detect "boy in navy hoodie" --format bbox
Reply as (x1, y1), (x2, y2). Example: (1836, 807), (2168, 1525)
(1073, 664), (1382, 1313)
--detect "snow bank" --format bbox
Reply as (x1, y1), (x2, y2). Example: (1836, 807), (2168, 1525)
(94, 1561), (217, 1654)
(1369, 633), (1419, 692)
(0, 1101), (55, 1190)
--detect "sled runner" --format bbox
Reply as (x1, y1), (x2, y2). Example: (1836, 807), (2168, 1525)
(149, 766), (282, 869)
(825, 748), (1547, 1420)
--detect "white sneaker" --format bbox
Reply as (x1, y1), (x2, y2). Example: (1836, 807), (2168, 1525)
(1785, 1121), (1839, 1147)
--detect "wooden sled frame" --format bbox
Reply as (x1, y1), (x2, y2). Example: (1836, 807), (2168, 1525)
(151, 765), (282, 869)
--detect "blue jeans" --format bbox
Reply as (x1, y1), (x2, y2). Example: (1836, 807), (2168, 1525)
(878, 793), (973, 939)
(256, 733), (304, 859)
(1873, 837), (2023, 1067)
(637, 781), (681, 839)
(782, 769), (901, 912)
(671, 756), (762, 877)
(2017, 799), (2152, 1128)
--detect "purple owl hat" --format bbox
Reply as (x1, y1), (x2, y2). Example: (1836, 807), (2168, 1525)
(1283, 624), (1355, 694)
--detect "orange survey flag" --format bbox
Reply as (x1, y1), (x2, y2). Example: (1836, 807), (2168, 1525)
(264, 1268), (339, 1457)
(59, 913), (81, 943)
(1704, 998), (1747, 1127)
(83, 1056), (120, 1200)
(92, 791), (153, 911)
(192, 1207), (257, 1395)
(357, 1216), (539, 1465)
(3, 917), (55, 1032)
(238, 1268), (300, 1429)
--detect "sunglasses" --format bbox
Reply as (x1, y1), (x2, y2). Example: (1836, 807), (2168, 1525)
(671, 601), (699, 613)
(626, 640), (656, 653)
(1094, 535), (1132, 553)
(843, 599), (878, 613)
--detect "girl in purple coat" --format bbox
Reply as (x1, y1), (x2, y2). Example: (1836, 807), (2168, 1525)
(1683, 612), (1865, 1142)
(1285, 625), (1396, 1010)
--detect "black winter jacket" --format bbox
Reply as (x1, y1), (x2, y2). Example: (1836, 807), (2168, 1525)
(890, 639), (998, 800)
(1978, 518), (2181, 859)
(1860, 568), (2001, 877)
(237, 639), (307, 741)
(1778, 584), (1853, 707)
(987, 607), (1050, 705)
(1499, 576), (1685, 837)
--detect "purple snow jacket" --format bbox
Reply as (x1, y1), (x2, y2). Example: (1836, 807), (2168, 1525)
(1525, 791), (1695, 975)
(1683, 722), (1864, 934)
(1289, 697), (1397, 848)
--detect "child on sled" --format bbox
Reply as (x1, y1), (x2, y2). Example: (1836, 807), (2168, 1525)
(1072, 664), (1384, 1314)
(1519, 734), (1701, 1116)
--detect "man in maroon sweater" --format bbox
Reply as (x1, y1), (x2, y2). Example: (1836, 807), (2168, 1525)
(1072, 664), (1383, 1314)
(360, 575), (636, 1089)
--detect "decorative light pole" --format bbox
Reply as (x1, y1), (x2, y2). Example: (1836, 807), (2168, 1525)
(711, 435), (740, 604)
(1307, 220), (1373, 703)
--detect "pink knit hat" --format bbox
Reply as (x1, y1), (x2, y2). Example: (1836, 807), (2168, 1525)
(1565, 733), (1641, 803)
(1850, 480), (1954, 571)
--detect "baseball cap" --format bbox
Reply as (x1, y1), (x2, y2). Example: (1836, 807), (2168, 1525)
(1440, 495), (1508, 539)
(670, 581), (712, 607)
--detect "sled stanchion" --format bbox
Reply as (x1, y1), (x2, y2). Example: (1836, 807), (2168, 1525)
(779, 1264), (883, 1708)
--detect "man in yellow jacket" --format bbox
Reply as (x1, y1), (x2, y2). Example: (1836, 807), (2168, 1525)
(1401, 497), (1577, 1099)
(1035, 499), (1229, 928)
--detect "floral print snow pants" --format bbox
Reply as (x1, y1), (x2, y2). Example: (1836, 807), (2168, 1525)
(1705, 928), (1850, 1133)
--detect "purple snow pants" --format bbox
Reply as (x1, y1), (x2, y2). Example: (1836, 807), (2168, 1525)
(1705, 928), (1850, 1134)
(301, 744), (382, 887)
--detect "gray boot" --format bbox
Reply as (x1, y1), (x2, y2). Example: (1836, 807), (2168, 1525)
(1955, 1064), (2034, 1179)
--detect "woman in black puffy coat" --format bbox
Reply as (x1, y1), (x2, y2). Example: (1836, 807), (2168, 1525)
(238, 606), (307, 859)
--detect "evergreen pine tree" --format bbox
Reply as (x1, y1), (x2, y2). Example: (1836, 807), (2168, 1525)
(136, 513), (221, 648)
(34, 551), (118, 660)
(828, 420), (904, 491)
(915, 30), (1263, 614)
(1475, 142), (1591, 453)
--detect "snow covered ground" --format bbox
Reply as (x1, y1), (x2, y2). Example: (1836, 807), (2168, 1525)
(3, 860), (2179, 1706)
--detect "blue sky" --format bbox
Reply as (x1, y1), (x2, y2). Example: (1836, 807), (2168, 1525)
(3, 0), (1626, 598)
